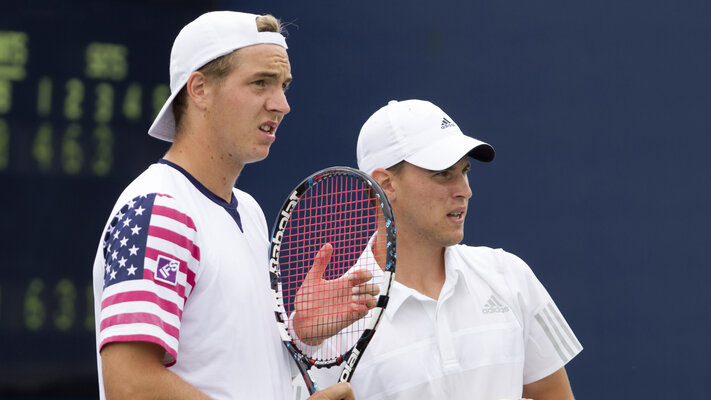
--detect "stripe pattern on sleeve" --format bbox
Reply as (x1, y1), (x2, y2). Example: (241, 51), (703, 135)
(534, 303), (582, 363)
(98, 193), (200, 364)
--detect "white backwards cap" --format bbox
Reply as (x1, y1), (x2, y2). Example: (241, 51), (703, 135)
(357, 99), (495, 174)
(148, 11), (288, 142)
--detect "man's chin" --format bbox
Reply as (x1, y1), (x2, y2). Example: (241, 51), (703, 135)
(245, 149), (271, 165)
(442, 233), (465, 247)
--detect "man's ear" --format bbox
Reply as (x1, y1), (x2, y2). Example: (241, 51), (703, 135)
(371, 168), (396, 201)
(185, 71), (209, 110)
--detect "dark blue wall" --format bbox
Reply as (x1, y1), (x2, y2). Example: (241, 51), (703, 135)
(228, 0), (711, 398)
(1, 0), (709, 397)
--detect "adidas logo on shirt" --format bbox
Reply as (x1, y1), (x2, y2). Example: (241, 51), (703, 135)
(441, 117), (455, 129)
(482, 294), (510, 314)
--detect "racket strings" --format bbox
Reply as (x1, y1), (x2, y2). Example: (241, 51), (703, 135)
(279, 174), (386, 362)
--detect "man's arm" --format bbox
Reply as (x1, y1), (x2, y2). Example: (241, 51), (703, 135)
(103, 341), (355, 400)
(522, 367), (575, 400)
(101, 342), (210, 400)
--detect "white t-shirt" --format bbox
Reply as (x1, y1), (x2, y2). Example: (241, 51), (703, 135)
(307, 244), (582, 400)
(92, 160), (292, 400)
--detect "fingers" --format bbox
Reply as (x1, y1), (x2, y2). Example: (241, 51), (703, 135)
(351, 281), (380, 297)
(347, 302), (371, 320)
(348, 270), (380, 314)
(347, 269), (373, 286)
(349, 291), (378, 317)
(307, 382), (354, 400)
(305, 243), (333, 282)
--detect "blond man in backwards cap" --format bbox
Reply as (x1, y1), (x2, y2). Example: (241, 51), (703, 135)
(92, 11), (366, 400)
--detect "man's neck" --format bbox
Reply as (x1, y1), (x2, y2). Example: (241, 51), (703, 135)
(164, 130), (243, 202)
(391, 235), (447, 300)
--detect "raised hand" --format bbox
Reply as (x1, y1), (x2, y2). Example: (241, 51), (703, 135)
(293, 243), (380, 346)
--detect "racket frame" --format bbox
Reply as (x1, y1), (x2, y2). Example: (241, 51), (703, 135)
(268, 166), (396, 395)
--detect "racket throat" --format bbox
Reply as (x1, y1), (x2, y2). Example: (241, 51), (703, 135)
(339, 347), (361, 382)
(293, 354), (319, 394)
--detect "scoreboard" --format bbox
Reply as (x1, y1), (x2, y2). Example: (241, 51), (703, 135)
(0, 1), (213, 396)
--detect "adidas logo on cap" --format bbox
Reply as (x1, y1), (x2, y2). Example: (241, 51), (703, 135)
(440, 117), (455, 129)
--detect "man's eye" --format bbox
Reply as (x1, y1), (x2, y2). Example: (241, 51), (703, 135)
(252, 80), (266, 87)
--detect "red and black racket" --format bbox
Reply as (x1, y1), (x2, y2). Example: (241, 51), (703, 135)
(269, 166), (396, 395)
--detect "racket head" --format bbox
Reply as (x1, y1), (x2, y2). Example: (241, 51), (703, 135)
(268, 166), (396, 394)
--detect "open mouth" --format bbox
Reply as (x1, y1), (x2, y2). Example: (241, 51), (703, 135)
(447, 211), (465, 221)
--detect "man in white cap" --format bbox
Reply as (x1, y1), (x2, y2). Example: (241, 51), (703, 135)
(348, 99), (582, 399)
(91, 11), (359, 400)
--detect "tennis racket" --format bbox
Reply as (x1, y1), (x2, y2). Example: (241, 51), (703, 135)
(268, 166), (396, 395)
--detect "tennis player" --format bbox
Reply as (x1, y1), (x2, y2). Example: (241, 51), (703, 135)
(91, 11), (362, 400)
(338, 99), (583, 399)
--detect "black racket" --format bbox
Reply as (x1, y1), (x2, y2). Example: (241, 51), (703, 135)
(268, 166), (396, 395)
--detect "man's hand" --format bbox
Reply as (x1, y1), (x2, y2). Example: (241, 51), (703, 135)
(307, 382), (355, 400)
(293, 243), (379, 346)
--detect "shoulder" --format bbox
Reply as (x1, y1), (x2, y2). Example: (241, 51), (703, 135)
(446, 244), (541, 297)
(114, 163), (187, 206)
(232, 187), (262, 212)
(232, 187), (267, 223)
(105, 164), (200, 235)
(447, 244), (531, 275)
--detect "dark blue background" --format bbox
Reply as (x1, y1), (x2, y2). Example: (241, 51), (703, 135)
(1, 0), (709, 398)
(232, 1), (711, 398)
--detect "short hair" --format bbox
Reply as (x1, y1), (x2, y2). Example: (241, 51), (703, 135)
(172, 14), (283, 133)
(386, 160), (407, 174)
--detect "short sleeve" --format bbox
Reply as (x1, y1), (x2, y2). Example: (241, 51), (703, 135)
(496, 250), (583, 384)
(96, 193), (201, 365)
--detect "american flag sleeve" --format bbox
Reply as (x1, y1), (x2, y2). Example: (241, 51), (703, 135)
(97, 193), (200, 365)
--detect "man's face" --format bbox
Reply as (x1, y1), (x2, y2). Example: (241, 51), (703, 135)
(389, 157), (473, 248)
(205, 44), (292, 168)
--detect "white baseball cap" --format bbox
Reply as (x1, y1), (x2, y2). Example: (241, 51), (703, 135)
(148, 11), (288, 142)
(357, 99), (495, 174)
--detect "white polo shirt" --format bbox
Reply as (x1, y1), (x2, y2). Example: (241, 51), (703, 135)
(307, 244), (582, 400)
(93, 160), (292, 400)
